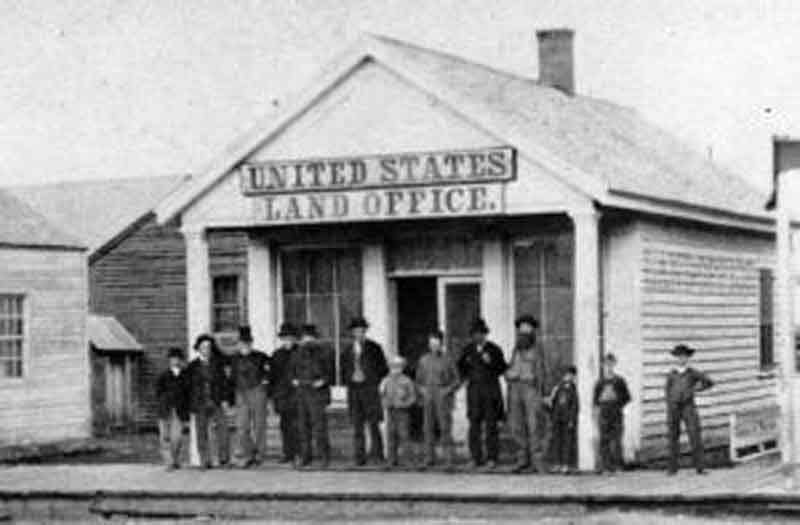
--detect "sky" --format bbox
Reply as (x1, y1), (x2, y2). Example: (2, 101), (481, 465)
(1, 0), (799, 191)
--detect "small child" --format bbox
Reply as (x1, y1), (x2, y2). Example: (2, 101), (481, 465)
(548, 365), (578, 474)
(379, 355), (417, 469)
(665, 344), (713, 475)
(593, 353), (631, 474)
(155, 347), (189, 470)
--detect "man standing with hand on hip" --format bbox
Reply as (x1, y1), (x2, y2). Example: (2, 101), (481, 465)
(341, 316), (389, 466)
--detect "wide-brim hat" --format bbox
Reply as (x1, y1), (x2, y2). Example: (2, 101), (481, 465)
(514, 314), (539, 329)
(238, 325), (254, 343)
(193, 333), (216, 350)
(300, 323), (319, 337)
(277, 322), (298, 338)
(167, 347), (184, 360)
(671, 344), (695, 357)
(348, 316), (369, 330)
(469, 318), (490, 334)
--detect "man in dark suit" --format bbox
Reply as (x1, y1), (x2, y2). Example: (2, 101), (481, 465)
(230, 325), (271, 468)
(289, 323), (334, 468)
(270, 322), (300, 463)
(457, 318), (508, 470)
(186, 333), (225, 468)
(665, 344), (713, 475)
(155, 347), (190, 470)
(340, 316), (389, 466)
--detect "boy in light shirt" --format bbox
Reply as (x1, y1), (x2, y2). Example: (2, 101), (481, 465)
(380, 355), (417, 469)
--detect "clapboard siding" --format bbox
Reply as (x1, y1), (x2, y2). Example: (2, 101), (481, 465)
(89, 219), (250, 426)
(635, 220), (776, 458)
(0, 247), (90, 446)
(89, 215), (187, 426)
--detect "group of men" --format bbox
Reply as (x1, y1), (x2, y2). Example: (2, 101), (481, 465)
(156, 313), (713, 475)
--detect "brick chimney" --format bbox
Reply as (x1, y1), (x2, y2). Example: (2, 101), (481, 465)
(536, 29), (575, 95)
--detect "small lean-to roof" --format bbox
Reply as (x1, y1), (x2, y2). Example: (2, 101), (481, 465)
(155, 34), (769, 226)
(9, 174), (191, 255)
(0, 189), (83, 249)
(88, 314), (143, 352)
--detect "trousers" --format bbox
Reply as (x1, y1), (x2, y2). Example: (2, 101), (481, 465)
(422, 387), (454, 465)
(350, 384), (384, 462)
(507, 382), (546, 467)
(550, 418), (576, 467)
(277, 403), (297, 460)
(386, 408), (412, 465)
(668, 401), (705, 472)
(598, 407), (624, 471)
(158, 411), (184, 467)
(234, 386), (267, 465)
(296, 387), (330, 463)
(191, 405), (228, 467)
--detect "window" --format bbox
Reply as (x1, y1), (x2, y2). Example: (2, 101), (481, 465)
(0, 295), (24, 378)
(212, 275), (242, 332)
(513, 234), (574, 391)
(759, 268), (775, 368)
(281, 248), (362, 385)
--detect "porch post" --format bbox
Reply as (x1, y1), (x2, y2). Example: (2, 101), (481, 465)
(362, 244), (391, 353)
(182, 226), (210, 468)
(248, 235), (276, 351)
(482, 239), (512, 353)
(182, 226), (211, 355)
(570, 208), (602, 471)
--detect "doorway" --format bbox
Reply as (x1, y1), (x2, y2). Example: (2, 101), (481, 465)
(394, 275), (482, 441)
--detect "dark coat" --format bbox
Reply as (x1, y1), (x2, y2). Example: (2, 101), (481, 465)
(155, 368), (189, 421)
(548, 379), (578, 424)
(270, 344), (297, 413)
(593, 374), (631, 414)
(665, 367), (713, 405)
(288, 341), (334, 406)
(340, 338), (388, 422)
(186, 356), (226, 413)
(457, 341), (507, 421)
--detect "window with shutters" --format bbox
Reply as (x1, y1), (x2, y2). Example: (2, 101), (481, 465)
(0, 294), (25, 378)
(759, 268), (775, 369)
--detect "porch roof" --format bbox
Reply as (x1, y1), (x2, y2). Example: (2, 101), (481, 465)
(88, 314), (143, 353)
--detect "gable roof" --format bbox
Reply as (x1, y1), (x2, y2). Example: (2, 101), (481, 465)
(0, 189), (83, 249)
(88, 314), (143, 352)
(9, 174), (190, 255)
(155, 34), (769, 227)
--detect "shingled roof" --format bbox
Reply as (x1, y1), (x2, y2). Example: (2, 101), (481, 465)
(0, 189), (83, 249)
(151, 33), (766, 225)
(10, 174), (190, 254)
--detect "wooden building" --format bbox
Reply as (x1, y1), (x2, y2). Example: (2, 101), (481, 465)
(0, 190), (90, 446)
(10, 176), (191, 428)
(154, 30), (779, 469)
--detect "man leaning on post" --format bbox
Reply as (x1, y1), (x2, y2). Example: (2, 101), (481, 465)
(505, 314), (549, 474)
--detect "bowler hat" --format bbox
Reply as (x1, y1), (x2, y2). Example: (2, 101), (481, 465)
(348, 316), (369, 330)
(238, 325), (254, 343)
(671, 344), (695, 357)
(514, 314), (539, 329)
(193, 333), (216, 350)
(277, 322), (298, 338)
(167, 347), (184, 360)
(300, 323), (319, 337)
(469, 318), (490, 335)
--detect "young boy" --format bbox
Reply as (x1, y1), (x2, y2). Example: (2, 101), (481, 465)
(593, 353), (631, 474)
(666, 344), (713, 475)
(155, 347), (189, 470)
(548, 365), (578, 474)
(379, 355), (417, 469)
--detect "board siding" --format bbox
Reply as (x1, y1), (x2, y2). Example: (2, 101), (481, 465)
(0, 247), (90, 446)
(635, 220), (777, 460)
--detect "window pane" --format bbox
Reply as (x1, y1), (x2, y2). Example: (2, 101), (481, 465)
(281, 251), (306, 294)
(309, 253), (334, 293)
(309, 294), (336, 341)
(283, 294), (307, 325)
(336, 250), (362, 294)
(0, 295), (23, 378)
(213, 275), (238, 304)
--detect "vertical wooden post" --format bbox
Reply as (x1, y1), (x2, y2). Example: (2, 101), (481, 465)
(248, 235), (276, 351)
(482, 239), (512, 355)
(570, 208), (602, 472)
(182, 226), (209, 468)
(776, 170), (798, 487)
(363, 244), (391, 353)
